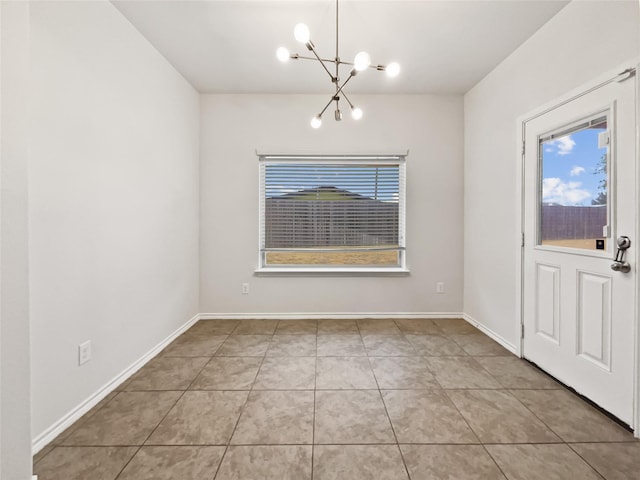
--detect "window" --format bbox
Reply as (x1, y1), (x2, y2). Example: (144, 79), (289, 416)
(537, 111), (609, 252)
(258, 155), (407, 273)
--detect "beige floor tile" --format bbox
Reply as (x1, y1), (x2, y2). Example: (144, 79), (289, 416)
(425, 356), (501, 389)
(316, 357), (377, 389)
(317, 319), (359, 334)
(253, 357), (316, 390)
(215, 446), (312, 480)
(231, 391), (314, 445)
(313, 445), (409, 480)
(448, 334), (511, 356)
(125, 357), (209, 391)
(314, 390), (395, 444)
(190, 357), (262, 390)
(486, 444), (603, 480)
(394, 318), (443, 334)
(50, 392), (119, 445)
(61, 391), (181, 446)
(187, 320), (239, 336)
(404, 334), (465, 356)
(511, 389), (636, 442)
(317, 334), (366, 356)
(33, 446), (137, 480)
(117, 446), (224, 479)
(474, 357), (559, 389)
(275, 319), (317, 334)
(356, 319), (402, 335)
(432, 318), (479, 334)
(266, 335), (316, 356)
(163, 334), (227, 357)
(382, 390), (478, 443)
(147, 391), (248, 445)
(401, 445), (506, 480)
(232, 319), (279, 335)
(362, 335), (417, 356)
(215, 335), (271, 356)
(447, 389), (561, 444)
(42, 323), (640, 480)
(570, 442), (640, 480)
(370, 357), (439, 389)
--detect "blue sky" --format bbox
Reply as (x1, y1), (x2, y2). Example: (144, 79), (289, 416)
(541, 127), (607, 206)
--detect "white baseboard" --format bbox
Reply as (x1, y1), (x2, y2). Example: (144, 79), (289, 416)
(31, 313), (199, 455)
(462, 313), (518, 355)
(199, 312), (465, 320)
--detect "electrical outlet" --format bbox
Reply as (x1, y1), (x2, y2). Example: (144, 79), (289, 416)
(78, 341), (92, 365)
(241, 283), (250, 295)
(436, 281), (445, 294)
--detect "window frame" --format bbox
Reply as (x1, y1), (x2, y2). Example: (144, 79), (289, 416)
(535, 108), (612, 258)
(256, 154), (408, 276)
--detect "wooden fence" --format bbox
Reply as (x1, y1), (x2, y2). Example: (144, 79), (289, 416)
(265, 198), (399, 247)
(541, 204), (606, 240)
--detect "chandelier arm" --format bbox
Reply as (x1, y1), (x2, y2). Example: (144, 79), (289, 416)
(333, 72), (355, 98)
(341, 91), (355, 109)
(292, 54), (339, 64)
(318, 96), (335, 118)
(307, 43), (337, 81)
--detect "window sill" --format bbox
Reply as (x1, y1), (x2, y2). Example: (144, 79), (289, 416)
(254, 267), (410, 277)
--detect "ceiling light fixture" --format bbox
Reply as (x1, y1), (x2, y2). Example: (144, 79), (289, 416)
(276, 0), (400, 128)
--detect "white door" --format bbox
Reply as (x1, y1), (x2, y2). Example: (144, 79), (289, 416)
(522, 71), (636, 426)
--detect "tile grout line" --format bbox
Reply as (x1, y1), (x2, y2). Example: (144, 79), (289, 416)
(366, 327), (412, 480)
(566, 443), (618, 480)
(113, 344), (220, 480)
(210, 325), (276, 480)
(311, 338), (318, 480)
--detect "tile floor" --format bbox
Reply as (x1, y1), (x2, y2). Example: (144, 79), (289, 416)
(33, 318), (639, 480)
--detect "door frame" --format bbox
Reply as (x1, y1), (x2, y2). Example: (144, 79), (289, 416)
(515, 59), (640, 437)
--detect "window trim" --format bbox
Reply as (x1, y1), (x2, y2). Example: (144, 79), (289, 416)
(256, 154), (409, 275)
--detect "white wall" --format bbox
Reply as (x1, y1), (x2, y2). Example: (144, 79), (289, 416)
(29, 1), (200, 442)
(1, 2), (33, 477)
(200, 94), (463, 316)
(464, 0), (639, 347)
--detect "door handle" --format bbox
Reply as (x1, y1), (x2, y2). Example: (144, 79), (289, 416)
(611, 236), (631, 273)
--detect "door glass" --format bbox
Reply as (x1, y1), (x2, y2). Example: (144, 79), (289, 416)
(538, 113), (609, 251)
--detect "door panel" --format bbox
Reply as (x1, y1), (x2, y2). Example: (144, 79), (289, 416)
(523, 74), (636, 426)
(576, 271), (611, 370)
(535, 262), (560, 343)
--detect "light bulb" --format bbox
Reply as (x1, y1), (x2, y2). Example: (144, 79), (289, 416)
(351, 107), (363, 120)
(353, 51), (371, 72)
(294, 23), (310, 43)
(386, 62), (400, 78)
(276, 47), (290, 62)
(310, 116), (322, 129)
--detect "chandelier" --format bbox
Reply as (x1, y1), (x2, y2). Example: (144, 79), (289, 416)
(276, 0), (400, 129)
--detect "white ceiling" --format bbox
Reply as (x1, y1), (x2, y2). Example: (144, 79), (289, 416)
(112, 0), (569, 94)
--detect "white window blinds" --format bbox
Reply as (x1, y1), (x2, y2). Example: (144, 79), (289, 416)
(259, 155), (406, 268)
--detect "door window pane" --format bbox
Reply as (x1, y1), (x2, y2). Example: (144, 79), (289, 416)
(538, 114), (608, 250)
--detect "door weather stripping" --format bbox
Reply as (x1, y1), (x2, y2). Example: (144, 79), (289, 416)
(616, 67), (636, 83)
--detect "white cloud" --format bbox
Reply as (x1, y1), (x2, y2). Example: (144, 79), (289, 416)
(542, 177), (591, 205)
(569, 166), (585, 176)
(546, 135), (576, 156)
